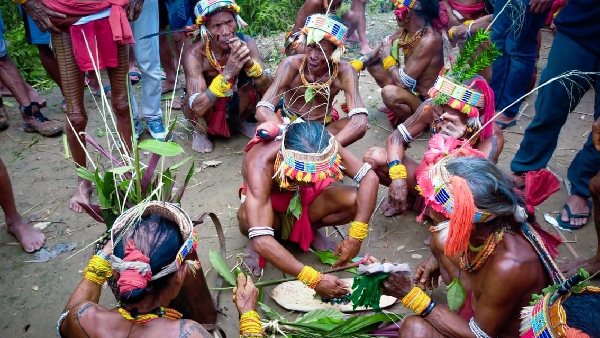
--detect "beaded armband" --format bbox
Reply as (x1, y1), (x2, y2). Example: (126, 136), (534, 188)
(83, 254), (113, 286)
(239, 310), (262, 337)
(245, 61), (263, 78)
(401, 286), (432, 315)
(248, 227), (275, 239)
(297, 266), (323, 289)
(188, 92), (201, 109)
(348, 221), (368, 241)
(389, 164), (407, 180)
(383, 56), (397, 71)
(347, 107), (368, 118)
(208, 74), (233, 98)
(256, 101), (275, 112)
(397, 123), (414, 144)
(353, 163), (372, 184)
(399, 68), (417, 92)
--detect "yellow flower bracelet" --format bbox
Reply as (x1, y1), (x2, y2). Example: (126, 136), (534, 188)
(389, 164), (407, 180)
(208, 74), (232, 98)
(83, 254), (113, 286)
(383, 56), (397, 71)
(348, 221), (369, 241)
(297, 266), (323, 289)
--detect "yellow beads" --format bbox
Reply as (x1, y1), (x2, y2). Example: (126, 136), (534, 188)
(348, 221), (369, 241)
(208, 74), (232, 98)
(297, 266), (323, 289)
(350, 59), (364, 73)
(383, 56), (397, 71)
(239, 310), (262, 336)
(83, 255), (113, 286)
(401, 286), (432, 315)
(389, 164), (407, 180)
(245, 61), (263, 78)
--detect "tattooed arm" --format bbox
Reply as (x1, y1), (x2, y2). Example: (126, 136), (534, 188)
(388, 33), (438, 89)
(178, 320), (213, 338)
(255, 57), (296, 123)
(475, 123), (504, 163)
(243, 35), (274, 95)
(183, 44), (217, 118)
(336, 63), (368, 145)
(386, 101), (433, 163)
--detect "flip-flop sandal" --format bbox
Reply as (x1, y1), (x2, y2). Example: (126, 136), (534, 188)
(495, 120), (517, 130)
(129, 71), (142, 85)
(555, 199), (593, 230)
(84, 73), (90, 87)
(91, 85), (112, 99)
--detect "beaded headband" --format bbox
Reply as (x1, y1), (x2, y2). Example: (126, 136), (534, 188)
(429, 76), (484, 115)
(298, 14), (347, 62)
(520, 285), (600, 338)
(194, 0), (248, 40)
(110, 201), (199, 281)
(274, 129), (344, 188)
(392, 0), (419, 9)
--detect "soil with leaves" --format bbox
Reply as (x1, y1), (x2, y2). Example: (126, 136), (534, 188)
(0, 12), (598, 337)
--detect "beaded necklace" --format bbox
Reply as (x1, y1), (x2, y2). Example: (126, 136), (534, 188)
(460, 227), (506, 272)
(206, 39), (226, 72)
(397, 24), (428, 55)
(299, 56), (339, 90)
(118, 306), (182, 324)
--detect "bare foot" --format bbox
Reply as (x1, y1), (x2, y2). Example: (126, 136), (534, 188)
(192, 130), (213, 153)
(560, 256), (600, 277)
(162, 81), (181, 94)
(377, 104), (389, 113)
(168, 97), (182, 110)
(495, 113), (516, 125)
(242, 241), (262, 277)
(381, 199), (403, 217)
(560, 195), (591, 227)
(359, 44), (373, 55)
(311, 229), (336, 251)
(511, 173), (525, 188)
(6, 216), (46, 252)
(238, 121), (256, 139)
(69, 180), (93, 213)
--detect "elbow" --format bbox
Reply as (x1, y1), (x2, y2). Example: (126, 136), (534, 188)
(355, 121), (368, 139)
(364, 170), (380, 188)
(251, 235), (270, 256)
(255, 108), (267, 122)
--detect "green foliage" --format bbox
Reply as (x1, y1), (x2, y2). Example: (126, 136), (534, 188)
(237, 0), (304, 36)
(209, 249), (237, 285)
(450, 29), (492, 83)
(1, 2), (53, 89)
(350, 272), (389, 311)
(446, 277), (467, 311)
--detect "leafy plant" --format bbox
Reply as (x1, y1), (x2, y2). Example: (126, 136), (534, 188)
(237, 0), (304, 36)
(259, 302), (403, 337)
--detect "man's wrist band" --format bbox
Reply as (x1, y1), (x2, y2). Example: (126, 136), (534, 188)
(245, 60), (263, 78)
(383, 56), (397, 72)
(389, 163), (407, 180)
(239, 310), (262, 336)
(256, 101), (275, 112)
(401, 286), (432, 315)
(83, 255), (113, 286)
(420, 300), (436, 317)
(348, 221), (369, 241)
(188, 92), (202, 109)
(388, 159), (402, 168)
(208, 74), (232, 98)
(297, 266), (323, 289)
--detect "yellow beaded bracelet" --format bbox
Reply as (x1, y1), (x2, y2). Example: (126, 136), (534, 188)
(245, 61), (263, 78)
(463, 20), (475, 27)
(401, 286), (432, 315)
(389, 164), (407, 180)
(208, 74), (232, 98)
(239, 310), (262, 336)
(83, 255), (113, 286)
(350, 59), (364, 73)
(297, 266), (323, 289)
(448, 27), (457, 39)
(348, 221), (369, 241)
(383, 56), (397, 71)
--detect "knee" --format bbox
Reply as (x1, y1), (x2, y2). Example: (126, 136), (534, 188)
(111, 97), (130, 116)
(399, 316), (428, 338)
(67, 111), (88, 130)
(363, 147), (386, 167)
(382, 85), (400, 103)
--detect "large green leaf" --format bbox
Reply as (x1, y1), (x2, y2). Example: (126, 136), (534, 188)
(305, 87), (316, 103)
(169, 155), (193, 171)
(208, 249), (236, 286)
(295, 309), (344, 324)
(138, 139), (184, 157)
(391, 39), (400, 61)
(446, 277), (466, 311)
(311, 249), (338, 266)
(287, 194), (302, 219)
(330, 313), (402, 335)
(258, 302), (284, 321)
(76, 167), (96, 183)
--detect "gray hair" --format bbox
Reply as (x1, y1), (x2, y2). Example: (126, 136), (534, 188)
(445, 157), (524, 218)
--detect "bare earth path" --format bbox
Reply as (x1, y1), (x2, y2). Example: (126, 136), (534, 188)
(0, 15), (597, 337)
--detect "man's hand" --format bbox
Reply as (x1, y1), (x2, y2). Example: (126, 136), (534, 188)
(333, 237), (362, 267)
(314, 274), (350, 299)
(388, 179), (408, 214)
(529, 0), (553, 14)
(21, 0), (66, 34)
(449, 24), (468, 48)
(232, 272), (259, 314)
(378, 35), (393, 60)
(381, 271), (414, 299)
(593, 117), (600, 151)
(436, 113), (467, 139)
(222, 37), (252, 80)
(102, 241), (114, 256)
(413, 256), (441, 291)
(126, 0), (145, 21)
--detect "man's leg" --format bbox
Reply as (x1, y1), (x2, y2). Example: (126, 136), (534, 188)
(510, 31), (596, 175)
(560, 75), (600, 227)
(490, 0), (548, 124)
(37, 45), (62, 88)
(397, 315), (445, 338)
(106, 44), (134, 152)
(382, 85), (422, 126)
(130, 0), (167, 140)
(561, 170), (600, 276)
(52, 32), (92, 213)
(237, 84), (258, 139)
(0, 157), (45, 252)
(341, 0), (371, 55)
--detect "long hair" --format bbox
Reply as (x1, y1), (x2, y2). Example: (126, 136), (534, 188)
(284, 121), (332, 154)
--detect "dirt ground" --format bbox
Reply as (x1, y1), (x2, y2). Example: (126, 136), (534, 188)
(0, 12), (598, 338)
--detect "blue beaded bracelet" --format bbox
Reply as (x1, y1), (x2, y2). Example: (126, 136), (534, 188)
(388, 159), (403, 168)
(421, 301), (436, 317)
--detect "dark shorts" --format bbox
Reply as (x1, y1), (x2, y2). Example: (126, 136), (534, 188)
(20, 6), (51, 45)
(159, 0), (192, 29)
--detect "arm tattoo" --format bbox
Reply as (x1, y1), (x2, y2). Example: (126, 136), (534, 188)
(75, 303), (94, 338)
(178, 320), (213, 338)
(351, 70), (362, 109)
(205, 89), (217, 104)
(390, 130), (405, 145)
(265, 60), (290, 102)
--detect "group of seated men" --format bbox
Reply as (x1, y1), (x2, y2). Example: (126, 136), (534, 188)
(53, 0), (600, 337)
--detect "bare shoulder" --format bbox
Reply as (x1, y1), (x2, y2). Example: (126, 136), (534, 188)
(176, 320), (212, 338)
(421, 28), (443, 51)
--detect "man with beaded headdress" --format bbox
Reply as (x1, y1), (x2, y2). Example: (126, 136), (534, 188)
(255, 14), (369, 147)
(363, 30), (503, 217)
(57, 201), (266, 337)
(182, 0), (273, 153)
(378, 155), (566, 338)
(361, 0), (444, 126)
(238, 121), (379, 299)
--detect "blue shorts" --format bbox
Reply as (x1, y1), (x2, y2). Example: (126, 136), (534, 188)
(0, 14), (7, 58)
(159, 0), (192, 29)
(19, 6), (51, 45)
